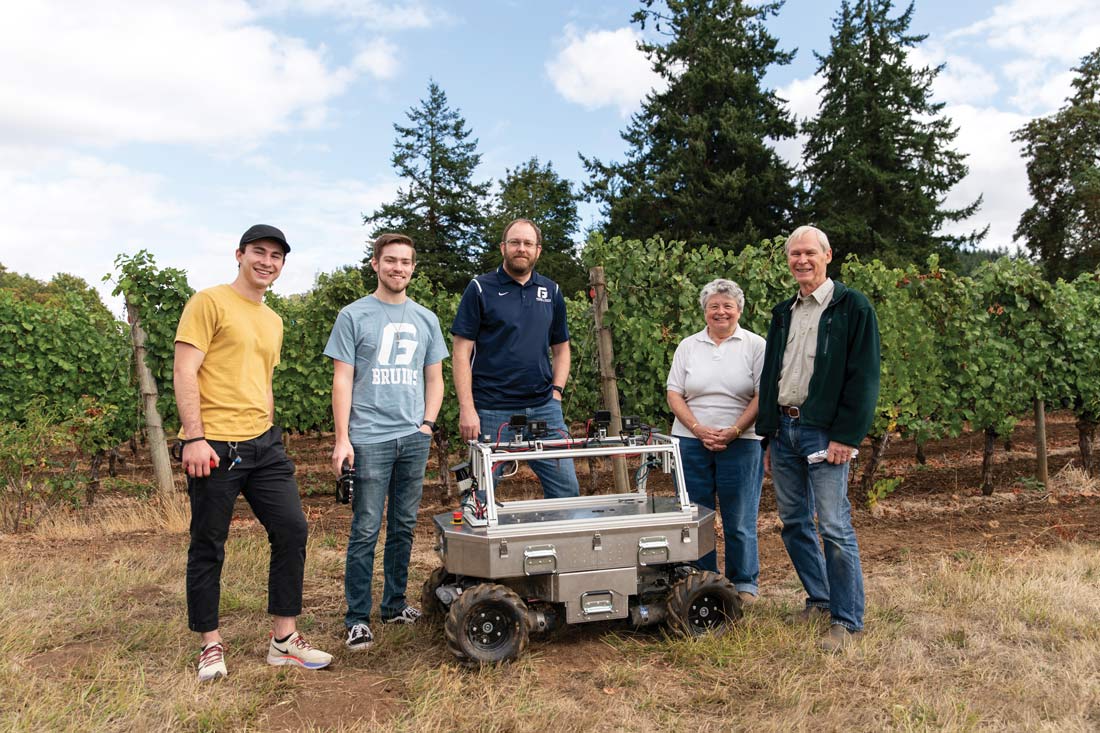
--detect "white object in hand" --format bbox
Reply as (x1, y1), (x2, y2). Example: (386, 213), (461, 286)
(807, 448), (859, 464)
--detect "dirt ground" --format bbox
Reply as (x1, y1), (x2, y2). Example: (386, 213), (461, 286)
(242, 411), (1100, 730)
(12, 411), (1097, 731)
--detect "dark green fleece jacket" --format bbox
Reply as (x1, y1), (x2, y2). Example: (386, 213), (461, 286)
(756, 280), (881, 447)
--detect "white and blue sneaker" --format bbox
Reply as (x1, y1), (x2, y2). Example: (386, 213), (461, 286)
(381, 605), (422, 625)
(266, 631), (333, 669)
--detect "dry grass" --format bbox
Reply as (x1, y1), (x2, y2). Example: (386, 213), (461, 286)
(1048, 462), (1100, 497)
(1, 506), (1098, 732)
(32, 490), (192, 539)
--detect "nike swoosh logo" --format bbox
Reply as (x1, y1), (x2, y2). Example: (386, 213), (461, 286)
(498, 291), (509, 296)
(271, 642), (289, 653)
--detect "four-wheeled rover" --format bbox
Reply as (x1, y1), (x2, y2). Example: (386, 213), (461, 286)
(423, 416), (742, 665)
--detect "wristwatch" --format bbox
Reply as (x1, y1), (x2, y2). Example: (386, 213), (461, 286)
(551, 385), (565, 396)
(421, 420), (437, 432)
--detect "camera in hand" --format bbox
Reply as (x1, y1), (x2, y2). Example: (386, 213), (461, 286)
(336, 461), (355, 504)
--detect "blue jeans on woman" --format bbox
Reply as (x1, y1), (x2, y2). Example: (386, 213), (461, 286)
(678, 436), (764, 595)
(770, 415), (864, 631)
(476, 398), (580, 499)
(345, 430), (432, 627)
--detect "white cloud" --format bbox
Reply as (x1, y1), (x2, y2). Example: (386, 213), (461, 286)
(777, 74), (824, 121)
(0, 144), (399, 311)
(769, 74), (824, 167)
(213, 162), (400, 295)
(936, 104), (1032, 248)
(910, 45), (1000, 107)
(545, 25), (665, 116)
(0, 0), (355, 149)
(352, 38), (400, 80)
(0, 146), (189, 313)
(1002, 61), (1076, 114)
(951, 0), (1098, 114)
(259, 0), (446, 29)
(954, 0), (1097, 63)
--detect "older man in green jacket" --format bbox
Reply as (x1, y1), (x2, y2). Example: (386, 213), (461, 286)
(757, 225), (880, 652)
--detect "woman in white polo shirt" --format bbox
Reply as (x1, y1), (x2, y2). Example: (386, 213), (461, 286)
(666, 279), (766, 607)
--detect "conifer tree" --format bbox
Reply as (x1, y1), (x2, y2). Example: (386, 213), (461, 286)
(365, 81), (489, 290)
(582, 0), (799, 250)
(1014, 49), (1100, 281)
(801, 0), (983, 266)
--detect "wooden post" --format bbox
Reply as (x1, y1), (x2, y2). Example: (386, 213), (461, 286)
(127, 297), (176, 496)
(589, 266), (629, 492)
(1035, 398), (1048, 488)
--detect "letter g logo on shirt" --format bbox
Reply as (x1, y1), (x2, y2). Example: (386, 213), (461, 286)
(378, 323), (418, 366)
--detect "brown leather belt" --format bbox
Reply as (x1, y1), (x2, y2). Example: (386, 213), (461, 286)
(780, 405), (801, 418)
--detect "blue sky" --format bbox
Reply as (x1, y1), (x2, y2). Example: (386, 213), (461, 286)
(1, 0), (1096, 313)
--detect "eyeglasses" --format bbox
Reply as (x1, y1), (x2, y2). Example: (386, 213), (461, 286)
(504, 238), (539, 250)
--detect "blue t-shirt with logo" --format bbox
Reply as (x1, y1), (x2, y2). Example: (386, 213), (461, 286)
(450, 267), (569, 410)
(324, 295), (448, 444)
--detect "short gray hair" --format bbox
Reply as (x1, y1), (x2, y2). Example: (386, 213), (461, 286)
(699, 278), (745, 311)
(784, 225), (831, 255)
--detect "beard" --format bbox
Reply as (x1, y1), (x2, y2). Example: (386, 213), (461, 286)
(503, 252), (537, 277)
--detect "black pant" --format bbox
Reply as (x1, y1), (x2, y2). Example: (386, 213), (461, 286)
(186, 427), (307, 633)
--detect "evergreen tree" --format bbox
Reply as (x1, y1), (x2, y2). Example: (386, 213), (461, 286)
(1014, 49), (1100, 281)
(801, 0), (983, 266)
(478, 158), (587, 296)
(365, 81), (490, 290)
(582, 0), (799, 250)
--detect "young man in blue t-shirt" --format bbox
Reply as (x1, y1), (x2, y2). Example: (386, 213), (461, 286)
(324, 233), (448, 651)
(451, 218), (580, 499)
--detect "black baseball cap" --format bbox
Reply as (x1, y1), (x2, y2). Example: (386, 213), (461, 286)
(240, 224), (290, 253)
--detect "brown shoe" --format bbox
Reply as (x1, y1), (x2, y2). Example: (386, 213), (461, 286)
(818, 624), (863, 652)
(790, 606), (830, 625)
(737, 591), (757, 607)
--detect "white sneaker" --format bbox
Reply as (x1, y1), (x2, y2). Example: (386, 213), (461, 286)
(266, 631), (333, 670)
(345, 623), (374, 651)
(197, 642), (227, 681)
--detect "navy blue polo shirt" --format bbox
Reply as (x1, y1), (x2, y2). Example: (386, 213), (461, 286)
(451, 267), (570, 409)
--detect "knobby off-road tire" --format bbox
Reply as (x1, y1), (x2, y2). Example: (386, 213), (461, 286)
(667, 571), (742, 637)
(421, 566), (452, 619)
(444, 583), (529, 665)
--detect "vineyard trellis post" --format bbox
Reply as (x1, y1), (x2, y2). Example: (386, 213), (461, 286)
(588, 266), (628, 491)
(126, 297), (175, 496)
(1035, 399), (1048, 488)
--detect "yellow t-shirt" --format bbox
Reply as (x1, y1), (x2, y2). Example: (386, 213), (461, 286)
(175, 284), (283, 441)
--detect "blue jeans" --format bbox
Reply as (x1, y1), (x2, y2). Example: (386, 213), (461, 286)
(678, 437), (764, 594)
(477, 399), (580, 499)
(345, 430), (432, 626)
(771, 416), (864, 631)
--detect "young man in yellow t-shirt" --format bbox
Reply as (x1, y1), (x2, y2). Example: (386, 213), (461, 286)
(174, 224), (332, 682)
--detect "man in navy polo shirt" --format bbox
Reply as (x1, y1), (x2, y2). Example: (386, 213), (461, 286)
(451, 218), (580, 499)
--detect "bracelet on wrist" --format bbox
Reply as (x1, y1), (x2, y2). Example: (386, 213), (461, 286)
(181, 436), (206, 445)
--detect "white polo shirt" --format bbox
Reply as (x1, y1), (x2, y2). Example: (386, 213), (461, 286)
(666, 325), (766, 440)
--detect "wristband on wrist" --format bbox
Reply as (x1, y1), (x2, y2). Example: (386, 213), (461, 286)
(181, 436), (206, 445)
(421, 419), (437, 432)
(732, 425), (743, 439)
(689, 422), (699, 433)
(551, 385), (565, 395)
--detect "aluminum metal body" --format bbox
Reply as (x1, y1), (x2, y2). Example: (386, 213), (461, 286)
(432, 433), (715, 624)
